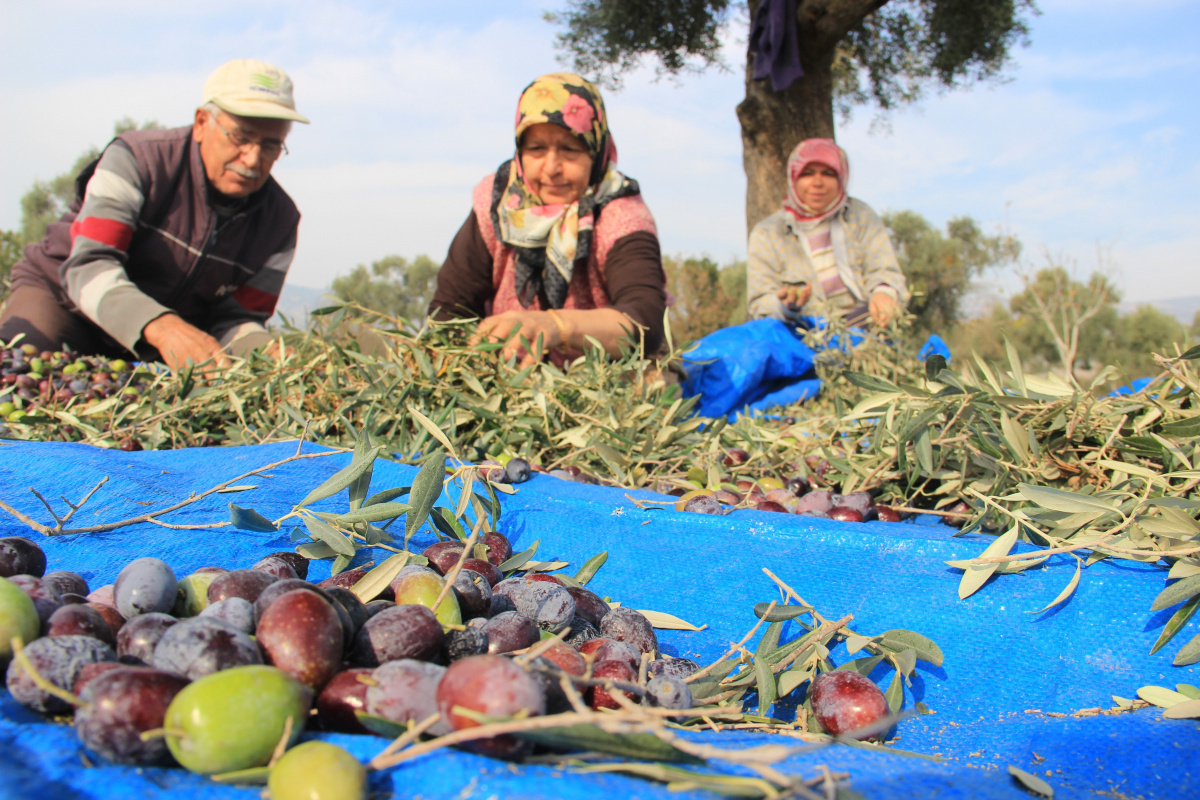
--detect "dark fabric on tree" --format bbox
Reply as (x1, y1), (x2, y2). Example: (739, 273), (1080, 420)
(430, 210), (667, 354)
(749, 0), (804, 92)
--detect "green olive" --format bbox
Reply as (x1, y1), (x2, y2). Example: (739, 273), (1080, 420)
(0, 577), (40, 669)
(268, 741), (367, 800)
(164, 666), (310, 774)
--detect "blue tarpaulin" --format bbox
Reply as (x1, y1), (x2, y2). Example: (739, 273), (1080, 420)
(681, 320), (952, 420)
(0, 440), (1196, 799)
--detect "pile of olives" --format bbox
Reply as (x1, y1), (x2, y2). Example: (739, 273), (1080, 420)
(0, 531), (698, 797)
(0, 344), (155, 437)
(667, 449), (905, 522)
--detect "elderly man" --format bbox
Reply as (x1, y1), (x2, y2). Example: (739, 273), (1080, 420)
(0, 59), (308, 371)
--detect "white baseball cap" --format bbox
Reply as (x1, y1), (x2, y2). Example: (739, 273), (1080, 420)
(202, 59), (310, 123)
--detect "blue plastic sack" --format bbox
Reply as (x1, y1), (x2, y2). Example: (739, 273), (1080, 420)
(1109, 376), (1155, 396)
(918, 334), (951, 362)
(680, 319), (952, 419)
(680, 318), (817, 419)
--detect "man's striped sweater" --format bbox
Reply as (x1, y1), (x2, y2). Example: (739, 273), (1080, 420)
(12, 125), (300, 355)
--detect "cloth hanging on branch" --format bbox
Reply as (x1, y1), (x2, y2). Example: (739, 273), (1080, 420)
(749, 0), (805, 92)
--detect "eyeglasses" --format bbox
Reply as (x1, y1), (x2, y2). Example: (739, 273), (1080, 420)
(210, 115), (288, 159)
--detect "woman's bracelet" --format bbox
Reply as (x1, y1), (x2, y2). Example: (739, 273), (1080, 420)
(545, 308), (571, 350)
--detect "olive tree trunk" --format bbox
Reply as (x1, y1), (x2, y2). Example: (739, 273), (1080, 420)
(736, 0), (888, 235)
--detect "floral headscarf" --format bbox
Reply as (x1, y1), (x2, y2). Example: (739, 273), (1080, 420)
(492, 72), (640, 309)
(782, 138), (849, 229)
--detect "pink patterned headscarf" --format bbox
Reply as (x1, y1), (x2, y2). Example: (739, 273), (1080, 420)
(782, 138), (849, 226)
(494, 72), (638, 309)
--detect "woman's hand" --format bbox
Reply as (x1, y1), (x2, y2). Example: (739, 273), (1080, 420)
(776, 283), (812, 312)
(473, 310), (564, 368)
(869, 292), (898, 327)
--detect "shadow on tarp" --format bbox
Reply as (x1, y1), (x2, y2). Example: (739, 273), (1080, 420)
(0, 441), (1195, 800)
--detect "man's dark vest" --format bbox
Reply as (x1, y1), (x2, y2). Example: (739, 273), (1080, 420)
(12, 125), (300, 334)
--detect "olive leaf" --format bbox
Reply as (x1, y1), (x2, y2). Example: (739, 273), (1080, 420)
(333, 503), (412, 525)
(951, 525), (1019, 599)
(892, 649), (918, 678)
(297, 446), (381, 508)
(406, 405), (459, 460)
(1017, 484), (1118, 515)
(347, 429), (375, 512)
(302, 513), (357, 558)
(844, 634), (876, 655)
(405, 449), (446, 545)
(835, 654), (884, 676)
(1173, 631), (1200, 666)
(362, 486), (412, 507)
(1151, 576), (1200, 612)
(514, 724), (704, 765)
(1162, 699), (1200, 719)
(351, 553), (410, 602)
(1136, 685), (1191, 707)
(635, 609), (705, 631)
(296, 541), (337, 559)
(843, 371), (899, 393)
(499, 540), (540, 573)
(877, 630), (943, 667)
(754, 658), (776, 717)
(753, 603), (814, 622)
(1008, 765), (1054, 798)
(1027, 556), (1081, 615)
(429, 506), (468, 543)
(228, 503), (278, 533)
(573, 551), (608, 585)
(884, 671), (903, 714)
(755, 622), (783, 659)
(925, 354), (948, 382)
(777, 665), (812, 698)
(354, 711), (407, 739)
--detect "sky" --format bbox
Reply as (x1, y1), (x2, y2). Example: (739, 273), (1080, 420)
(1, 0), (1197, 305)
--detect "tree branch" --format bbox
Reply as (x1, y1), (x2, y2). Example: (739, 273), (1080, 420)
(799, 0), (889, 48)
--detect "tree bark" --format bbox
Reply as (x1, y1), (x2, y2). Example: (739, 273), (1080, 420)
(736, 0), (887, 235)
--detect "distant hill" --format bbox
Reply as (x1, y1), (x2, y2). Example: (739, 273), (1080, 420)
(1119, 295), (1200, 326)
(270, 283), (335, 328)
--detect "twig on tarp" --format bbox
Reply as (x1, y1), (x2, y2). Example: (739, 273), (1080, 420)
(686, 600), (776, 684)
(0, 447), (347, 536)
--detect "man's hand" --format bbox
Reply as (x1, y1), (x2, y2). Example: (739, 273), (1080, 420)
(869, 292), (898, 327)
(142, 314), (229, 374)
(263, 338), (294, 361)
(472, 310), (563, 368)
(776, 283), (812, 312)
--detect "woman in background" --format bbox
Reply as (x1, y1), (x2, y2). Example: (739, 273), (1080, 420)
(746, 138), (907, 328)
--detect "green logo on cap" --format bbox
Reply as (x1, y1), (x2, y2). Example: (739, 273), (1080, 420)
(249, 73), (282, 92)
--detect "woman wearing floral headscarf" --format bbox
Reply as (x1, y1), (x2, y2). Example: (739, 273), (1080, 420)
(746, 138), (908, 328)
(429, 73), (666, 367)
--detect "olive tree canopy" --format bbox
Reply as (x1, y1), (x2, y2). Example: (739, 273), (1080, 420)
(549, 0), (1037, 232)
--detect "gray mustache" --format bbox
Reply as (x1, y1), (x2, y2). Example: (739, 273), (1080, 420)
(226, 163), (261, 179)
